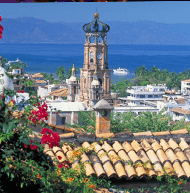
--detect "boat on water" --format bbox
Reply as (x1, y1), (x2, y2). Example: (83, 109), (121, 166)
(113, 67), (129, 75)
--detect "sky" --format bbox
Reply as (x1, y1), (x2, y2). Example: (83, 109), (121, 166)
(0, 1), (190, 24)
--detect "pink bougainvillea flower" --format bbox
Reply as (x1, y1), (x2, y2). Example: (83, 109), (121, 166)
(0, 34), (2, 39)
(17, 90), (20, 93)
(30, 139), (33, 143)
(21, 90), (24, 93)
(30, 144), (38, 150)
(24, 144), (28, 148)
(57, 156), (62, 160)
(29, 102), (48, 124)
(1, 94), (4, 98)
(40, 127), (52, 135)
(0, 16), (2, 22)
(64, 165), (69, 169)
(58, 163), (64, 168)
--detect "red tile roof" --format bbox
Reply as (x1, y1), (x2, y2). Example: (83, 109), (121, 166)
(31, 129), (190, 179)
(171, 107), (190, 115)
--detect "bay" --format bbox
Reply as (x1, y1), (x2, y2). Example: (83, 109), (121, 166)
(1, 43), (190, 83)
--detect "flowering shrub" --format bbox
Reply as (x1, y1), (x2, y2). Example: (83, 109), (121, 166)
(0, 84), (106, 193)
(41, 127), (60, 148)
(28, 102), (48, 123)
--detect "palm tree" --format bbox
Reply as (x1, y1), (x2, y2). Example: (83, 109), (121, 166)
(56, 67), (66, 82)
(134, 65), (147, 77)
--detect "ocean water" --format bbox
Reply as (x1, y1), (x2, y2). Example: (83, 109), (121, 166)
(1, 43), (190, 83)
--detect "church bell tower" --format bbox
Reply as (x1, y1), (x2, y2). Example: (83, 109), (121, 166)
(78, 12), (111, 108)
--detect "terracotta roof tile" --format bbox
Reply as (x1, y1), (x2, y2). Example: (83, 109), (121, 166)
(35, 80), (47, 84)
(133, 131), (152, 137)
(42, 133), (190, 179)
(171, 107), (190, 115)
(48, 88), (68, 97)
(171, 129), (189, 135)
(32, 73), (44, 78)
(153, 131), (171, 136)
(182, 79), (190, 82)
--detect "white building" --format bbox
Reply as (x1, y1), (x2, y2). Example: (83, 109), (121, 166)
(47, 101), (87, 125)
(181, 79), (190, 95)
(171, 107), (190, 122)
(38, 84), (68, 99)
(11, 68), (23, 75)
(126, 84), (167, 106)
(114, 106), (159, 117)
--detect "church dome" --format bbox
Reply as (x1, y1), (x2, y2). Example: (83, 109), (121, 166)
(91, 79), (100, 86)
(0, 66), (14, 94)
(83, 13), (110, 33)
(69, 76), (77, 82)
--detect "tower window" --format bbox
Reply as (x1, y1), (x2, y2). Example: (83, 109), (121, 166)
(74, 86), (76, 94)
(90, 52), (94, 62)
(102, 110), (107, 117)
(96, 90), (99, 99)
(98, 78), (102, 87)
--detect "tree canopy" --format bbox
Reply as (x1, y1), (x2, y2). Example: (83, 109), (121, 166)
(56, 67), (66, 82)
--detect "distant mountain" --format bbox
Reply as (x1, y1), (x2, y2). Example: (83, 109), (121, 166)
(1, 17), (190, 45)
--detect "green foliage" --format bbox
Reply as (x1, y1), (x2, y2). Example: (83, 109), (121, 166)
(111, 110), (187, 133)
(133, 65), (190, 90)
(77, 111), (96, 132)
(56, 67), (66, 82)
(76, 110), (187, 134)
(3, 60), (27, 73)
(154, 172), (188, 193)
(111, 78), (130, 97)
(40, 72), (54, 84)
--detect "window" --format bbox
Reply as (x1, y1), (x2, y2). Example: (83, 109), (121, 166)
(73, 86), (76, 94)
(61, 117), (66, 125)
(154, 95), (159, 98)
(140, 95), (145, 98)
(148, 95), (153, 98)
(96, 91), (99, 99)
(176, 113), (179, 117)
(102, 110), (107, 117)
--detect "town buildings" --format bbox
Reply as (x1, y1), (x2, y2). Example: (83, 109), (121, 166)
(126, 84), (166, 106)
(181, 79), (190, 95)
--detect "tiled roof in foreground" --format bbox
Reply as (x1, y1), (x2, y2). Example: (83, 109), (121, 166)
(41, 129), (190, 180)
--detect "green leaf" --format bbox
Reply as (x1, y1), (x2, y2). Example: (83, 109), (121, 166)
(21, 182), (24, 188)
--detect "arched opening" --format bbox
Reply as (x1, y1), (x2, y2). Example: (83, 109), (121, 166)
(102, 110), (107, 117)
(96, 90), (99, 100)
(73, 86), (76, 94)
(98, 78), (102, 87)
(90, 36), (95, 43)
(97, 36), (102, 44)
